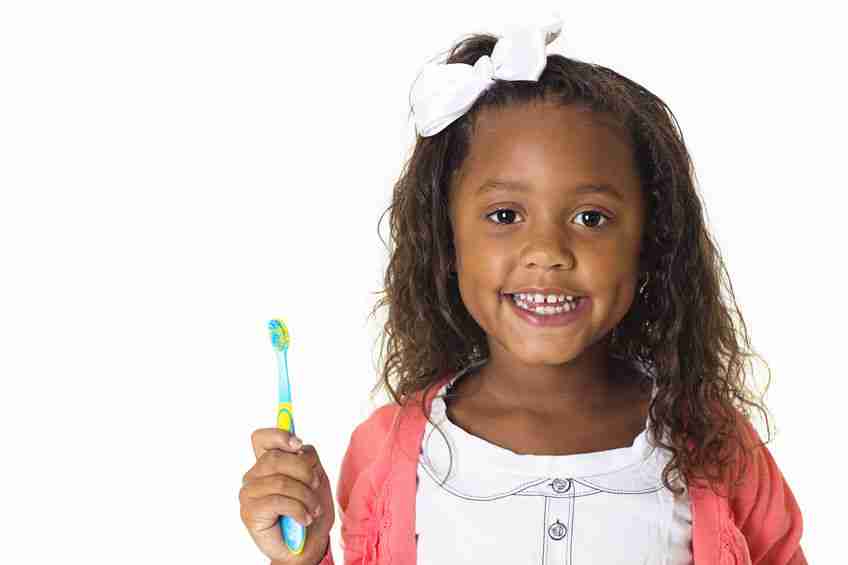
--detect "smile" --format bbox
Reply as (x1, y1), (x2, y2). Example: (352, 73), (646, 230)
(504, 293), (589, 327)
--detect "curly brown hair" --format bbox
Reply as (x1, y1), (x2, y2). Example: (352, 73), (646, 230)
(365, 31), (774, 499)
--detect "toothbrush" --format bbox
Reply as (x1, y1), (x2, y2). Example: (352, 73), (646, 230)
(267, 318), (307, 555)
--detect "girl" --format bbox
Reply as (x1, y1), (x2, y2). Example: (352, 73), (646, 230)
(240, 16), (806, 565)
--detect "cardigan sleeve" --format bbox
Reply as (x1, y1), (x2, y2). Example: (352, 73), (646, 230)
(729, 415), (807, 564)
(318, 405), (395, 565)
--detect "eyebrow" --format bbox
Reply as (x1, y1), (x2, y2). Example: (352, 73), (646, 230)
(475, 179), (624, 201)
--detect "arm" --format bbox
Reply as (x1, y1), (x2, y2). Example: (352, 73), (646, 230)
(270, 406), (392, 565)
(335, 407), (393, 565)
(730, 416), (806, 565)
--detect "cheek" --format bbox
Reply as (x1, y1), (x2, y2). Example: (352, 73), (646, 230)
(606, 278), (641, 324)
(455, 273), (500, 330)
(590, 249), (640, 290)
(582, 261), (641, 324)
(455, 271), (483, 312)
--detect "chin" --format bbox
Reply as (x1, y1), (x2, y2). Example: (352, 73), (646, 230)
(507, 344), (579, 366)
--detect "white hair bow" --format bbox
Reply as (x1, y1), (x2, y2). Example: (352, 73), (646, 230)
(410, 14), (564, 137)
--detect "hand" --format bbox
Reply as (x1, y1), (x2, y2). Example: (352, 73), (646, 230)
(240, 428), (334, 563)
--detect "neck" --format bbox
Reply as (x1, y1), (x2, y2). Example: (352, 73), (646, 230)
(467, 340), (636, 419)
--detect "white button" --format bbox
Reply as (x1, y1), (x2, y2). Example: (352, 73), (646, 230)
(551, 478), (571, 493)
(548, 520), (567, 540)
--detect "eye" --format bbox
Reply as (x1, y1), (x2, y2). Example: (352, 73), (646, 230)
(486, 208), (523, 225)
(486, 208), (612, 229)
(572, 209), (611, 229)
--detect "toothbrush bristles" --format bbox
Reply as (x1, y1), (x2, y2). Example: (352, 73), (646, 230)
(267, 318), (290, 352)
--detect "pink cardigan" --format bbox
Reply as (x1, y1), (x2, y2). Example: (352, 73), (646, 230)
(314, 369), (806, 565)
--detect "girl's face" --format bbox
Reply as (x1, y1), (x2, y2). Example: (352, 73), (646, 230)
(448, 102), (646, 368)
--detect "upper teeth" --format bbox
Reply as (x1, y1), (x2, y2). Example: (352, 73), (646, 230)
(514, 293), (578, 304)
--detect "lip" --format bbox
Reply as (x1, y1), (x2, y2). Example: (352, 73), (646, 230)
(504, 293), (590, 327)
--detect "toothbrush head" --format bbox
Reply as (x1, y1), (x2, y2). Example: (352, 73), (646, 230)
(268, 318), (290, 352)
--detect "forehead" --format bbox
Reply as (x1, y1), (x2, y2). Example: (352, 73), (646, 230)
(456, 102), (638, 195)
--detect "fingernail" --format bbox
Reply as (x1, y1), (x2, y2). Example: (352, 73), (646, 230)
(289, 436), (303, 449)
(313, 505), (322, 517)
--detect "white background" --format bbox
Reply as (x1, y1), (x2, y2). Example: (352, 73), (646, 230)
(0, 1), (840, 563)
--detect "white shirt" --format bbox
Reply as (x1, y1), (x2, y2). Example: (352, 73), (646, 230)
(416, 360), (693, 564)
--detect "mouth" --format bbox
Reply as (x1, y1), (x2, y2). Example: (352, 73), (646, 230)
(500, 291), (589, 327)
(500, 291), (587, 301)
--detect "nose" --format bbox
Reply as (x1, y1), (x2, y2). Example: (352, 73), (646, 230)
(520, 232), (574, 271)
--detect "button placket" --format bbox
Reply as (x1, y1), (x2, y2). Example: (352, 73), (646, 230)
(541, 487), (575, 565)
(546, 480), (572, 541)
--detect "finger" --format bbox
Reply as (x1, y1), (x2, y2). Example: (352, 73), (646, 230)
(244, 449), (319, 487)
(298, 445), (326, 486)
(239, 473), (322, 518)
(251, 427), (303, 460)
(242, 493), (316, 531)
(296, 444), (321, 469)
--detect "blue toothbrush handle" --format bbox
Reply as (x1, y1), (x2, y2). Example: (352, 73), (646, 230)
(277, 401), (307, 554)
(280, 514), (306, 555)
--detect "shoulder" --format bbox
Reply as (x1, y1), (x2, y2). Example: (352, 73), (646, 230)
(689, 408), (791, 513)
(350, 378), (451, 441)
(354, 403), (400, 437)
(350, 404), (401, 448)
(343, 374), (455, 462)
(337, 403), (402, 508)
(728, 410), (788, 507)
